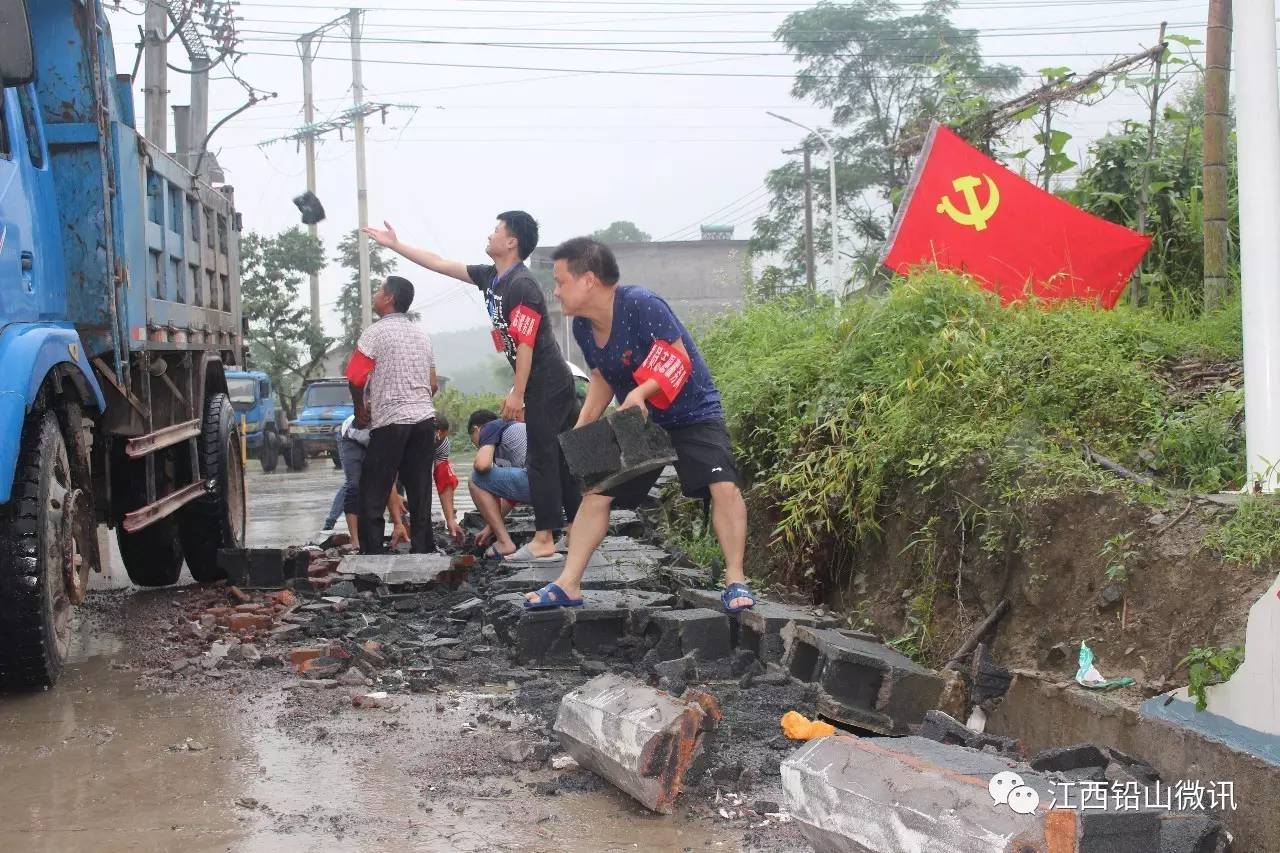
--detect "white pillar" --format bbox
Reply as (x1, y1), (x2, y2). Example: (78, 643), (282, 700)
(1235, 0), (1280, 492)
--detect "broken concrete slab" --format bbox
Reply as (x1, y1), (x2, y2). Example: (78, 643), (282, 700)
(217, 548), (309, 588)
(918, 710), (1023, 759)
(782, 735), (1161, 853)
(559, 408), (678, 493)
(490, 590), (672, 666)
(648, 608), (732, 662)
(784, 626), (944, 735)
(553, 673), (720, 814)
(487, 560), (655, 594)
(336, 554), (468, 586)
(738, 600), (840, 665)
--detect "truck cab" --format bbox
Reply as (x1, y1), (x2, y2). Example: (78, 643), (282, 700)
(293, 378), (353, 466)
(0, 0), (246, 689)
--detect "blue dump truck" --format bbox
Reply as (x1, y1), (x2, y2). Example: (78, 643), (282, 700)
(292, 377), (353, 468)
(226, 370), (310, 473)
(0, 0), (246, 687)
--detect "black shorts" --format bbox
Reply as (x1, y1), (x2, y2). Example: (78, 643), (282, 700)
(603, 419), (741, 509)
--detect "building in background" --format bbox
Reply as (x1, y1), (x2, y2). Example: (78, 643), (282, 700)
(529, 235), (750, 371)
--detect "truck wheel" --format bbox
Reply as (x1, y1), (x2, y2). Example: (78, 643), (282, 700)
(330, 449), (342, 469)
(114, 449), (184, 587)
(0, 409), (86, 688)
(287, 438), (309, 472)
(260, 430), (279, 473)
(179, 393), (247, 583)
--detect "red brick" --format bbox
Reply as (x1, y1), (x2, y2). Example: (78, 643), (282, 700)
(269, 590), (297, 608)
(289, 648), (323, 671)
(234, 603), (264, 613)
(227, 613), (270, 632)
(227, 586), (251, 604)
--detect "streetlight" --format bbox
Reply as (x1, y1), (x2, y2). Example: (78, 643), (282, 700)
(768, 111), (840, 297)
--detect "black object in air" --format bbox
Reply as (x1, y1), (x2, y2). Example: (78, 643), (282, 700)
(293, 191), (326, 225)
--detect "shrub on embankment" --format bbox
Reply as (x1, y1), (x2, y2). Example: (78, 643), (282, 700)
(687, 271), (1272, 677)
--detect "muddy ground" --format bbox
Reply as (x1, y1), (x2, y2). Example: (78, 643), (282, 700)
(0, 466), (807, 853)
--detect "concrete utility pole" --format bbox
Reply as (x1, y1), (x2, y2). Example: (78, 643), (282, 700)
(300, 33), (322, 328)
(768, 112), (840, 299)
(1235, 0), (1280, 491)
(1203, 0), (1233, 311)
(143, 0), (168, 148)
(190, 58), (210, 178)
(802, 144), (817, 302)
(350, 8), (373, 333)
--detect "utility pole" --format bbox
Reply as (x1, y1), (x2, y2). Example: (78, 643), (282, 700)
(300, 33), (322, 329)
(768, 112), (840, 299)
(1132, 21), (1168, 307)
(1203, 0), (1233, 311)
(1236, 0), (1280, 492)
(802, 144), (816, 302)
(350, 8), (373, 333)
(143, 0), (168, 148)
(190, 58), (210, 177)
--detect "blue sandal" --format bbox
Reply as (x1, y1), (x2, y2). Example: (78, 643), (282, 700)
(523, 582), (585, 611)
(721, 582), (756, 613)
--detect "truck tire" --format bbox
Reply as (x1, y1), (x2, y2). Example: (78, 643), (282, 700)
(0, 409), (85, 688)
(114, 450), (185, 587)
(260, 430), (279, 473)
(287, 438), (309, 472)
(179, 393), (247, 582)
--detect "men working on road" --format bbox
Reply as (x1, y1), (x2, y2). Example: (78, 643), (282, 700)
(524, 237), (755, 613)
(346, 275), (440, 555)
(466, 408), (530, 557)
(323, 413), (410, 551)
(363, 213), (580, 562)
(432, 415), (465, 544)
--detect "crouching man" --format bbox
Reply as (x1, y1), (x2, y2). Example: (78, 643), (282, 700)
(523, 237), (754, 613)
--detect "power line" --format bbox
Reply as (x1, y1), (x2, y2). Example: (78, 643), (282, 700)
(657, 184), (769, 241)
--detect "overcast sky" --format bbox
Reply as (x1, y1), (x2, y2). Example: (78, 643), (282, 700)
(106, 0), (1213, 337)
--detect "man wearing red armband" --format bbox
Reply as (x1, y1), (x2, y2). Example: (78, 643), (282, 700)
(346, 276), (439, 555)
(363, 213), (580, 562)
(522, 237), (754, 613)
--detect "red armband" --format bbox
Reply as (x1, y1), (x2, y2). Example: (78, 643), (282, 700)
(346, 348), (375, 387)
(633, 340), (692, 410)
(434, 460), (459, 494)
(507, 304), (542, 346)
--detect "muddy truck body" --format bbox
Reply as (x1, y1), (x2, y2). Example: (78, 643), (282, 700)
(0, 0), (246, 688)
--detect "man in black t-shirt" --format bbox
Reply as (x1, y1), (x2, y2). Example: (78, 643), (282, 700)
(363, 213), (580, 561)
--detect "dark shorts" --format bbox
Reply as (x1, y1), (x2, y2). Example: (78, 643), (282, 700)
(603, 419), (741, 509)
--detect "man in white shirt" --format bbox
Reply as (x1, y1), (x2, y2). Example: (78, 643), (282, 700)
(346, 276), (439, 554)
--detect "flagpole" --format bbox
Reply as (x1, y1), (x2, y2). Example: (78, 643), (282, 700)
(1235, 0), (1280, 492)
(768, 112), (841, 300)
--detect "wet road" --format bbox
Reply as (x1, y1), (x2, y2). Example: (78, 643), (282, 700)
(0, 465), (744, 853)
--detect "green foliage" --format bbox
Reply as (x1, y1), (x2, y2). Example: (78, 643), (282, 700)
(1146, 389), (1244, 492)
(751, 0), (1020, 290)
(1099, 531), (1138, 584)
(240, 228), (330, 417)
(1204, 497), (1280, 568)
(1177, 645), (1244, 712)
(699, 271), (1242, 588)
(592, 221), (651, 243)
(431, 386), (503, 442)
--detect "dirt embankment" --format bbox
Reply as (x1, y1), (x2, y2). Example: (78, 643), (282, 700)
(747, 480), (1275, 700)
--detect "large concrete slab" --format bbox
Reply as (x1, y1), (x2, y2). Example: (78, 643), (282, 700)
(488, 560), (656, 593)
(336, 553), (462, 585)
(489, 590), (673, 666)
(554, 674), (719, 813)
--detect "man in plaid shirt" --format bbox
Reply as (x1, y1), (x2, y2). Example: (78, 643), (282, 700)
(346, 276), (440, 554)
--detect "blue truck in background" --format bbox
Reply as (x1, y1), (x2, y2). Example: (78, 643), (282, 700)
(226, 370), (310, 473)
(0, 0), (246, 688)
(292, 376), (353, 467)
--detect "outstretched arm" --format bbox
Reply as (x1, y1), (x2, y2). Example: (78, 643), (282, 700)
(362, 221), (472, 284)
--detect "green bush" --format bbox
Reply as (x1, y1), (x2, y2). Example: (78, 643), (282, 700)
(700, 271), (1242, 577)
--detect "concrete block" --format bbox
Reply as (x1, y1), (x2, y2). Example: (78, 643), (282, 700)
(487, 558), (653, 593)
(738, 601), (840, 665)
(919, 710), (1023, 759)
(559, 408), (677, 493)
(218, 548), (308, 588)
(649, 608), (732, 662)
(783, 735), (1161, 853)
(1159, 814), (1230, 853)
(784, 626), (944, 735)
(553, 673), (720, 814)
(489, 590), (672, 666)
(336, 553), (463, 586)
(513, 608), (576, 667)
(1030, 744), (1111, 774)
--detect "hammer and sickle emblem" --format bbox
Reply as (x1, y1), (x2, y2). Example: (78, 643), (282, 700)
(936, 174), (1000, 231)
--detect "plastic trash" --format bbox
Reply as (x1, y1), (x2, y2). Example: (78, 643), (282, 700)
(781, 711), (836, 741)
(1075, 641), (1135, 691)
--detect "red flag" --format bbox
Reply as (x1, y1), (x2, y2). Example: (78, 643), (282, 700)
(882, 124), (1151, 309)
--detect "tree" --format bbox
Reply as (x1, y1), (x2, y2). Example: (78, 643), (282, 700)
(334, 230), (413, 350)
(750, 0), (1020, 291)
(240, 228), (329, 418)
(592, 221), (651, 243)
